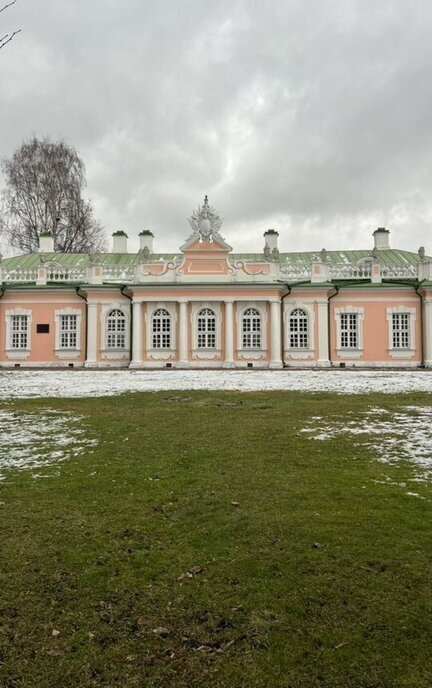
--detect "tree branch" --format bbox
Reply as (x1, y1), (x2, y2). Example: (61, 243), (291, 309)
(0, 28), (21, 49)
(0, 1), (18, 13)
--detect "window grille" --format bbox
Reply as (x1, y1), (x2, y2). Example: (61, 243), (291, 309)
(10, 315), (28, 349)
(152, 308), (171, 349)
(392, 313), (410, 348)
(60, 315), (77, 349)
(340, 313), (358, 348)
(197, 308), (216, 348)
(289, 308), (308, 348)
(106, 309), (126, 348)
(242, 308), (262, 348)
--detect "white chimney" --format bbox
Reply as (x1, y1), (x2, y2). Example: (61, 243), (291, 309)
(38, 232), (54, 253)
(112, 231), (128, 253)
(139, 230), (154, 253)
(263, 229), (279, 252)
(373, 227), (390, 250)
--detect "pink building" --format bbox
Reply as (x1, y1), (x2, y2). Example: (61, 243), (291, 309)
(1, 198), (432, 369)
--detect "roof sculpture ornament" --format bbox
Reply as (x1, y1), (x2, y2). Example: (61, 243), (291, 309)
(187, 195), (225, 243)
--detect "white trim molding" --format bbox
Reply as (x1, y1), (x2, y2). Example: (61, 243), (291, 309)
(145, 301), (178, 361)
(386, 306), (416, 359)
(284, 301), (316, 360)
(54, 308), (82, 359)
(100, 302), (131, 360)
(5, 308), (32, 360)
(334, 306), (364, 359)
(191, 301), (222, 360)
(236, 302), (268, 361)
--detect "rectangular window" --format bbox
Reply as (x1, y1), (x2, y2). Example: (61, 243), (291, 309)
(60, 315), (78, 349)
(36, 324), (50, 334)
(340, 313), (358, 348)
(392, 313), (410, 348)
(10, 315), (28, 349)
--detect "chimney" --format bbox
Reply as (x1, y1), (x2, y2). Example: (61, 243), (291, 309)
(139, 230), (154, 253)
(264, 229), (279, 252)
(112, 230), (128, 253)
(38, 232), (54, 253)
(373, 227), (390, 250)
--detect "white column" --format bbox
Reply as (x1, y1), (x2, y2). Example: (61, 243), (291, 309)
(178, 300), (190, 367)
(317, 300), (330, 365)
(84, 302), (98, 367)
(423, 297), (432, 368)
(130, 300), (143, 367)
(269, 300), (283, 368)
(223, 299), (235, 368)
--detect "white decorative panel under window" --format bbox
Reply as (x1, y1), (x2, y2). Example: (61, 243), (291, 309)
(60, 315), (77, 349)
(106, 309), (126, 349)
(242, 307), (262, 348)
(10, 315), (29, 349)
(197, 308), (216, 348)
(340, 313), (358, 348)
(152, 308), (171, 349)
(289, 308), (308, 348)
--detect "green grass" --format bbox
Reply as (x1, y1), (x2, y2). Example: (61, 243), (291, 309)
(0, 391), (431, 688)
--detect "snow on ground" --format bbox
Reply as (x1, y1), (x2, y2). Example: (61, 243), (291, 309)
(0, 410), (97, 481)
(0, 369), (432, 399)
(300, 406), (432, 483)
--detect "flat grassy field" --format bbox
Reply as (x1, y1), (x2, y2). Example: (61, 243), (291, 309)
(0, 391), (431, 688)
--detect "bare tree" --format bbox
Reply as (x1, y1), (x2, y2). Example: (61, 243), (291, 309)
(1, 136), (106, 253)
(0, 0), (21, 51)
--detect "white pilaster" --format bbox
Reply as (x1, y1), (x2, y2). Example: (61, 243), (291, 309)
(317, 300), (330, 365)
(223, 300), (235, 368)
(269, 300), (283, 368)
(84, 302), (98, 367)
(130, 300), (143, 367)
(178, 300), (190, 367)
(423, 297), (432, 368)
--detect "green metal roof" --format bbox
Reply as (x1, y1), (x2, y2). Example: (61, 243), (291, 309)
(1, 248), (427, 269)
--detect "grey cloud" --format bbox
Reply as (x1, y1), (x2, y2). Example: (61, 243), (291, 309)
(0, 0), (431, 254)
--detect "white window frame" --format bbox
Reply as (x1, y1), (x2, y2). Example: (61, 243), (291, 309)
(283, 302), (315, 359)
(100, 303), (130, 354)
(191, 302), (221, 356)
(5, 308), (32, 359)
(151, 307), (172, 350)
(334, 306), (364, 359)
(288, 307), (309, 349)
(386, 306), (416, 359)
(237, 304), (267, 352)
(146, 302), (177, 357)
(55, 308), (82, 359)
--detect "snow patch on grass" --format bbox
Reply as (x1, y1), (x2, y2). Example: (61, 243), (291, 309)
(301, 405), (432, 479)
(0, 410), (97, 481)
(0, 369), (431, 398)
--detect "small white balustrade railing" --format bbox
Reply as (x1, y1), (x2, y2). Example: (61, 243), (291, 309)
(330, 263), (372, 279)
(2, 268), (39, 283)
(46, 267), (87, 282)
(102, 265), (137, 282)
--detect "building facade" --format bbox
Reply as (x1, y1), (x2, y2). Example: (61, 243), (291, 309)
(1, 197), (432, 369)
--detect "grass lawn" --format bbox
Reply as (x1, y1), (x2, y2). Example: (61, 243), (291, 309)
(0, 391), (431, 688)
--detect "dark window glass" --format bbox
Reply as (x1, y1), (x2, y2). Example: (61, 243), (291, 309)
(36, 324), (50, 333)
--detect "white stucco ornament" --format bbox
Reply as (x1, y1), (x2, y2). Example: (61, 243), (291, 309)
(187, 196), (225, 242)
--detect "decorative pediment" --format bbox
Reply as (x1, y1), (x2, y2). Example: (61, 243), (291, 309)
(181, 196), (232, 252)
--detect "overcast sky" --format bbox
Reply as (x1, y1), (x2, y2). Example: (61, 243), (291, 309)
(1, 0), (431, 255)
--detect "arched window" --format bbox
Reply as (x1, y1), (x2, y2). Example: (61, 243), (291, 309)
(152, 308), (171, 349)
(289, 308), (308, 348)
(106, 309), (126, 348)
(197, 308), (216, 348)
(242, 308), (261, 348)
